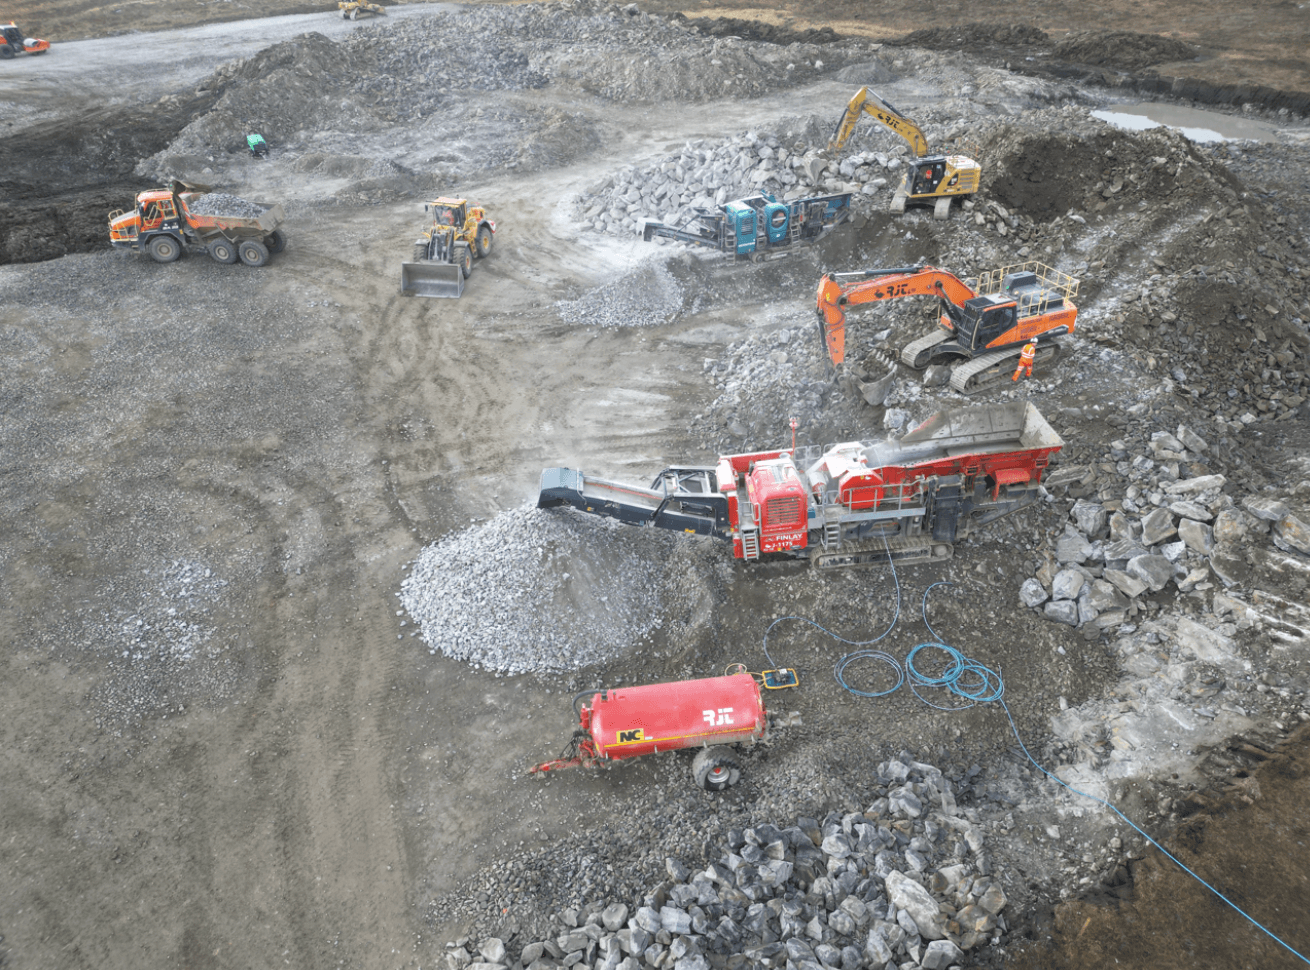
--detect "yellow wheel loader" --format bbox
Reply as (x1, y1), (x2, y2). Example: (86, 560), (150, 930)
(400, 198), (496, 299)
(828, 87), (981, 220)
(338, 1), (386, 20)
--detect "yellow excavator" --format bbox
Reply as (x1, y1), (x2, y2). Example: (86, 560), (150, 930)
(828, 87), (981, 220)
(338, 1), (386, 19)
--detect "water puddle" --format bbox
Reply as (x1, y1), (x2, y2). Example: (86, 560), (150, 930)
(1092, 102), (1280, 143)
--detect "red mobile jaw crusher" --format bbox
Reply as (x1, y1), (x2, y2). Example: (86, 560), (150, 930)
(531, 673), (769, 790)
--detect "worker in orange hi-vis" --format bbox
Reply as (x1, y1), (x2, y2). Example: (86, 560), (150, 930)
(1012, 340), (1038, 382)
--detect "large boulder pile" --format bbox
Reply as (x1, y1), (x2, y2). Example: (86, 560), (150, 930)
(575, 129), (904, 237)
(448, 756), (1011, 970)
(1027, 421), (1310, 634)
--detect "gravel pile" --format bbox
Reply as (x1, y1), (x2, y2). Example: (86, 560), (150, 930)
(187, 192), (267, 218)
(555, 260), (684, 329)
(399, 505), (722, 674)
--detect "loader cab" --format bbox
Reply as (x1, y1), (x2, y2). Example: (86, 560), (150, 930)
(956, 294), (1018, 351)
(427, 200), (466, 229)
(2, 24), (22, 47)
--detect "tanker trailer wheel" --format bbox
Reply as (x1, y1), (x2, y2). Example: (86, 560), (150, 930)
(692, 746), (741, 791)
(265, 230), (286, 254)
(475, 223), (492, 257)
(148, 235), (181, 263)
(238, 238), (270, 267)
(207, 238), (237, 264)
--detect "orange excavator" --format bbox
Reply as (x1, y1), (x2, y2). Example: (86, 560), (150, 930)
(816, 262), (1079, 395)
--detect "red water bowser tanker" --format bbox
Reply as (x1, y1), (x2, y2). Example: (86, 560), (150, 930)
(530, 673), (769, 790)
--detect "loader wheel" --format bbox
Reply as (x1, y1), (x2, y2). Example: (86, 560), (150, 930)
(458, 248), (473, 279)
(265, 230), (286, 254)
(692, 746), (741, 791)
(148, 235), (181, 263)
(238, 239), (270, 267)
(475, 224), (492, 258)
(0, 45), (13, 60)
(413, 242), (429, 263)
(207, 238), (237, 264)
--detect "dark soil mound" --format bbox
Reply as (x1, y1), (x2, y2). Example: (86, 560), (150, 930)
(679, 15), (843, 46)
(891, 23), (1049, 49)
(985, 128), (1239, 223)
(1053, 31), (1200, 71)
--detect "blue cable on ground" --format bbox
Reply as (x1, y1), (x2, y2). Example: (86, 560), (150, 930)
(761, 538), (904, 697)
(912, 583), (1310, 966)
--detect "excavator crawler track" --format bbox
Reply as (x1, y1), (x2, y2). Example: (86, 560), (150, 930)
(949, 343), (1060, 395)
(900, 330), (951, 369)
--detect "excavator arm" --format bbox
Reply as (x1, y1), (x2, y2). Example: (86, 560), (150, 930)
(828, 87), (930, 157)
(816, 266), (978, 367)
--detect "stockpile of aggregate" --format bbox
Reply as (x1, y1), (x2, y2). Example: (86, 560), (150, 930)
(555, 260), (684, 329)
(399, 505), (723, 674)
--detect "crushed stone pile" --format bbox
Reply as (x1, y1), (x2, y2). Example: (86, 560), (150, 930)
(399, 505), (722, 674)
(186, 193), (266, 218)
(555, 260), (684, 329)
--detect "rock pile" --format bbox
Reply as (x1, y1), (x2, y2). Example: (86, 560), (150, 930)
(1027, 421), (1310, 633)
(447, 756), (1010, 970)
(575, 129), (902, 238)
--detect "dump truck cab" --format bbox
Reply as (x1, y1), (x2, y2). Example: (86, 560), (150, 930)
(108, 189), (184, 249)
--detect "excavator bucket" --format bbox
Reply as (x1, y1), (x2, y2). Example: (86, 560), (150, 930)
(849, 349), (899, 407)
(401, 261), (465, 298)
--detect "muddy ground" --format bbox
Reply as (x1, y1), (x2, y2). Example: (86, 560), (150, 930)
(1, 2), (1309, 970)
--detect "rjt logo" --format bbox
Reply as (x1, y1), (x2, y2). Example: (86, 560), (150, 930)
(702, 707), (734, 726)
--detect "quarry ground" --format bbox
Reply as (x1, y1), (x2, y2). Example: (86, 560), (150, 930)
(2, 3), (1310, 970)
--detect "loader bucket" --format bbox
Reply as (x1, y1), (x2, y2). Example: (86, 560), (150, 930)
(401, 261), (465, 298)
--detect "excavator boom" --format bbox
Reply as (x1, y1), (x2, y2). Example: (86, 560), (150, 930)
(816, 266), (976, 366)
(828, 87), (930, 157)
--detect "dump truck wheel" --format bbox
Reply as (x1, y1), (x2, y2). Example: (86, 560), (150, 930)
(692, 746), (741, 791)
(458, 248), (473, 278)
(238, 239), (270, 267)
(148, 235), (181, 263)
(475, 224), (492, 258)
(207, 239), (238, 264)
(265, 230), (286, 254)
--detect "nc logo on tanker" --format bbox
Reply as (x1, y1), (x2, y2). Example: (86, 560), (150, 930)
(703, 708), (735, 726)
(617, 729), (644, 744)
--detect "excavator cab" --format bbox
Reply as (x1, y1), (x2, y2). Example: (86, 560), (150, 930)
(910, 159), (948, 196)
(955, 296), (1019, 352)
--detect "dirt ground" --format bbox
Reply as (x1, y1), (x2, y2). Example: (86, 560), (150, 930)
(1, 2), (1309, 970)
